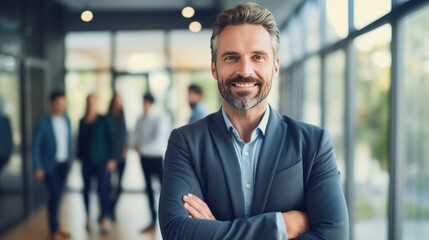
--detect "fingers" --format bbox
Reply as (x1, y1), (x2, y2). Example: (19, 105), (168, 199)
(183, 193), (215, 220)
(282, 210), (309, 239)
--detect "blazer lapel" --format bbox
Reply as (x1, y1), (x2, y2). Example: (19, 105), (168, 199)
(209, 111), (245, 218)
(251, 109), (288, 215)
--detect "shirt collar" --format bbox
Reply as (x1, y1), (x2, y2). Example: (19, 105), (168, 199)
(221, 104), (270, 137)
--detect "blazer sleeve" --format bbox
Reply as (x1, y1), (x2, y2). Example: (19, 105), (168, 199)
(297, 129), (349, 239)
(159, 129), (283, 240)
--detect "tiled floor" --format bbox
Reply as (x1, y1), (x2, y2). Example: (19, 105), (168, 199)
(0, 191), (162, 240)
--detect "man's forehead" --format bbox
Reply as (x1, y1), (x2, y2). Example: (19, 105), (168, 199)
(216, 24), (274, 54)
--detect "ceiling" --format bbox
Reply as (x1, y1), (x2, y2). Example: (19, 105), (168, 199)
(55, 0), (304, 28)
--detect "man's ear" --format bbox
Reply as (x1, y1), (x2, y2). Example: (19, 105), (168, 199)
(272, 58), (280, 79)
(211, 60), (218, 80)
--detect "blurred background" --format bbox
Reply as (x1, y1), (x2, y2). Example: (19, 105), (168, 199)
(0, 0), (429, 239)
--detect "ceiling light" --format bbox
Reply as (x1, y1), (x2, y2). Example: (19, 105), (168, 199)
(189, 21), (202, 33)
(182, 6), (195, 18)
(81, 10), (93, 22)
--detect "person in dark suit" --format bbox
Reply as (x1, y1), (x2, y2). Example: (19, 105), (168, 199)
(107, 92), (128, 221)
(159, 2), (349, 240)
(32, 90), (72, 240)
(77, 94), (117, 234)
(0, 97), (13, 172)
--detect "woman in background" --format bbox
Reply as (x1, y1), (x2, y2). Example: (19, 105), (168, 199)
(77, 94), (116, 234)
(107, 92), (128, 221)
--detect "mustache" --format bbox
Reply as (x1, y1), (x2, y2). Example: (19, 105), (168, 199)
(226, 76), (263, 86)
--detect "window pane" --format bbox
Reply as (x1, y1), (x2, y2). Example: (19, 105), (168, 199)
(324, 50), (346, 185)
(115, 75), (147, 131)
(169, 30), (211, 70)
(302, 0), (322, 53)
(65, 32), (111, 70)
(354, 0), (391, 29)
(287, 17), (304, 62)
(325, 0), (348, 43)
(354, 25), (391, 240)
(65, 71), (112, 134)
(149, 71), (171, 112)
(302, 56), (321, 126)
(115, 31), (166, 72)
(402, 4), (429, 238)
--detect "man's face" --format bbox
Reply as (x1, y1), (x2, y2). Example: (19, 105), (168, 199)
(211, 24), (279, 110)
(188, 91), (201, 108)
(143, 100), (152, 112)
(51, 96), (66, 115)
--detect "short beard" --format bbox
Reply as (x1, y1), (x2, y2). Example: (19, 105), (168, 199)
(217, 75), (272, 111)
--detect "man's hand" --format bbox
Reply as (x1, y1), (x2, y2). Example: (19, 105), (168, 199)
(282, 210), (309, 239)
(106, 159), (117, 172)
(35, 170), (45, 180)
(183, 193), (216, 220)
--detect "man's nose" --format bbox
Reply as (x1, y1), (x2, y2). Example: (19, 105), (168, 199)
(236, 59), (254, 77)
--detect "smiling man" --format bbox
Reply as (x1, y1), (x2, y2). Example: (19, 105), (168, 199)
(159, 2), (349, 239)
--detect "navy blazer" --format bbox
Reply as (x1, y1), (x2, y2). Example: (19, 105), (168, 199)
(159, 108), (349, 239)
(32, 114), (72, 174)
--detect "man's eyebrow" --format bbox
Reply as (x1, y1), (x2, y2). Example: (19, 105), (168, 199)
(252, 50), (269, 56)
(220, 50), (270, 58)
(220, 51), (239, 58)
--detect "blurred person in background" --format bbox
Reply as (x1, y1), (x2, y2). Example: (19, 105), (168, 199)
(32, 90), (72, 240)
(132, 93), (171, 234)
(0, 96), (13, 173)
(107, 92), (128, 221)
(77, 94), (117, 234)
(188, 84), (209, 124)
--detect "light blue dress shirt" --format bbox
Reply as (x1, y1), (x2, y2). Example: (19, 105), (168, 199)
(222, 106), (287, 239)
(189, 102), (209, 123)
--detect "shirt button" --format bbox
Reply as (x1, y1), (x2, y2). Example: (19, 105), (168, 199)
(244, 151), (249, 157)
(245, 183), (251, 189)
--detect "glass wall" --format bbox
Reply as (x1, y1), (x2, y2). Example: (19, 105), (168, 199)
(354, 25), (391, 240)
(0, 54), (24, 230)
(115, 31), (166, 72)
(324, 50), (346, 184)
(302, 56), (321, 126)
(354, 0), (391, 30)
(401, 4), (429, 239)
(282, 1), (429, 239)
(325, 0), (348, 44)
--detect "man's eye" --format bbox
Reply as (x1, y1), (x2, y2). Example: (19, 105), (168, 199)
(252, 55), (265, 61)
(224, 56), (239, 61)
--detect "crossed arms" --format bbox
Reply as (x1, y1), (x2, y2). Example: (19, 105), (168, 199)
(159, 128), (349, 240)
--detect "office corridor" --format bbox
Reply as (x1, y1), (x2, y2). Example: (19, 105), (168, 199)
(0, 151), (162, 240)
(0, 191), (161, 240)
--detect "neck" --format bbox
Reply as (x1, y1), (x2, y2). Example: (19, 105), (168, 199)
(52, 112), (63, 117)
(222, 100), (267, 142)
(85, 112), (97, 122)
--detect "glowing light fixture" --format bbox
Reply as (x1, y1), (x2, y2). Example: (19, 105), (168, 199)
(182, 6), (195, 18)
(81, 10), (94, 22)
(189, 21), (202, 33)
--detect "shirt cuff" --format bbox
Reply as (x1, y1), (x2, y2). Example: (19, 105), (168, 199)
(276, 212), (288, 240)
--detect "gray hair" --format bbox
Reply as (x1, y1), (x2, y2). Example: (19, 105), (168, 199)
(210, 2), (280, 62)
